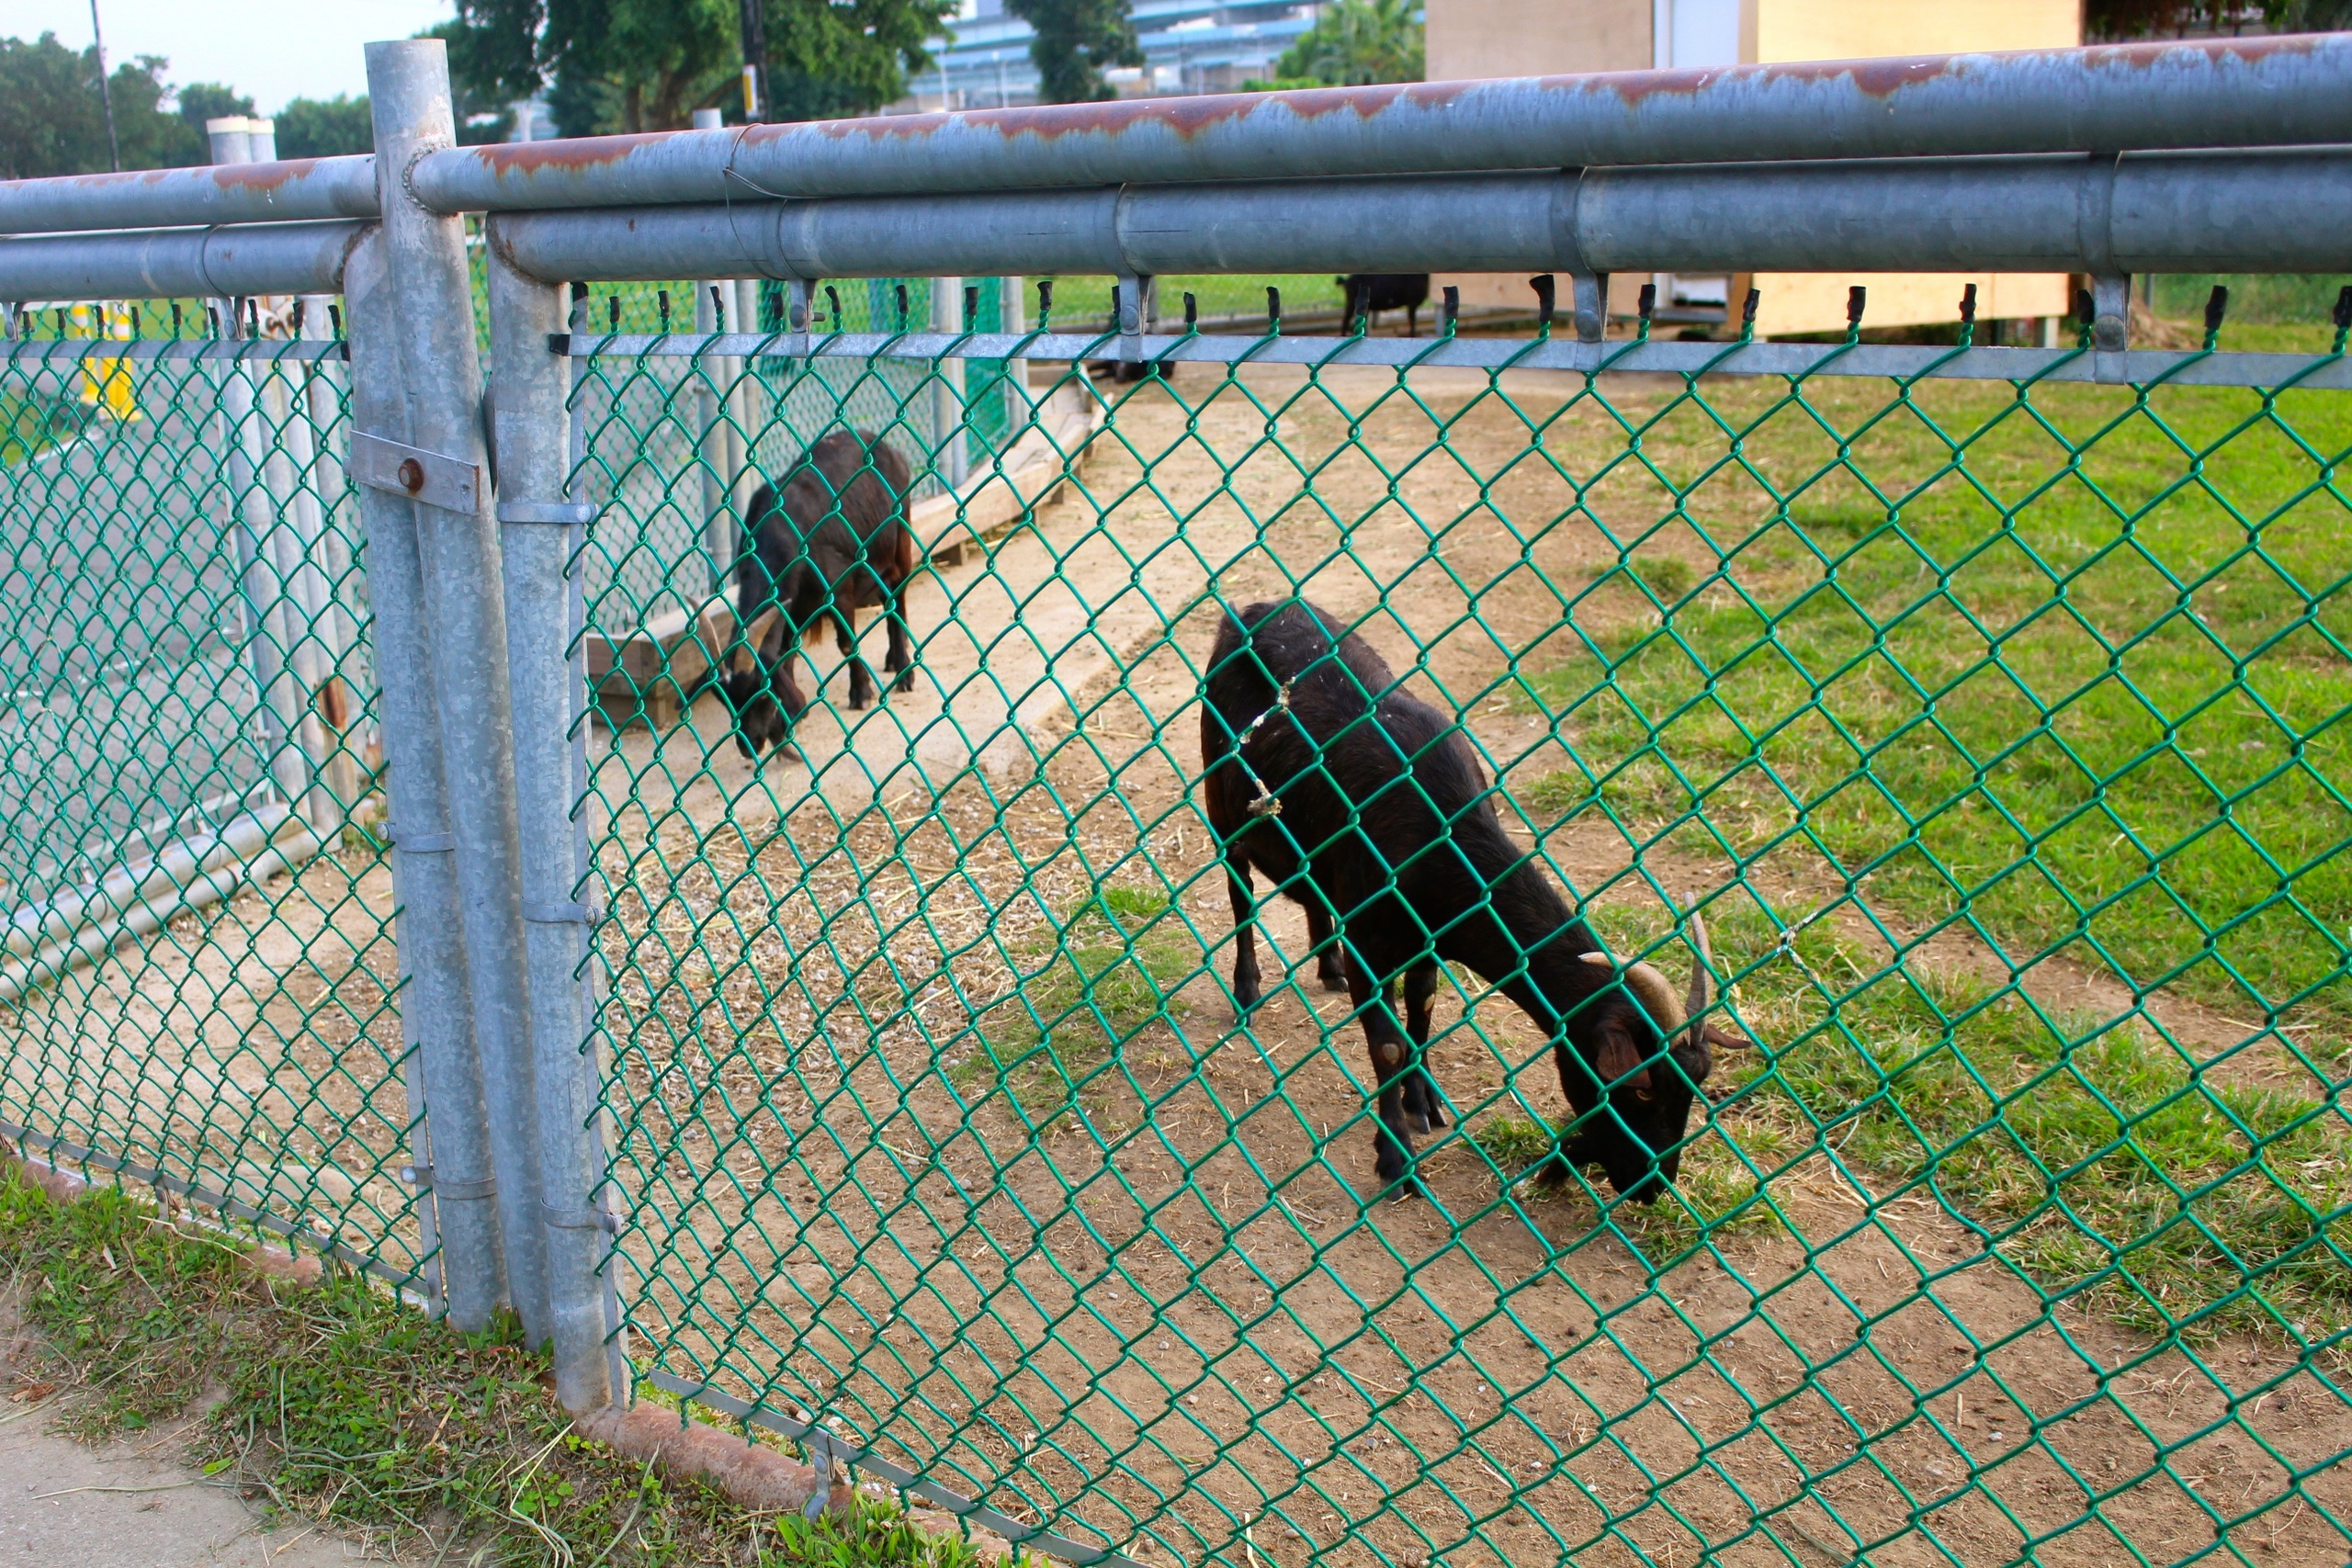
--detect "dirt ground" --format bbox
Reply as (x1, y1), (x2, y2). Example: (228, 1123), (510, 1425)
(4, 355), (2338, 1568)
(590, 364), (2350, 1568)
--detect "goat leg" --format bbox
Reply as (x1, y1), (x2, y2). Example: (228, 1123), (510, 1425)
(837, 611), (877, 709)
(1347, 965), (1420, 1199)
(1226, 863), (1261, 1015)
(883, 596), (915, 694)
(1400, 962), (1446, 1135)
(1302, 899), (1349, 993)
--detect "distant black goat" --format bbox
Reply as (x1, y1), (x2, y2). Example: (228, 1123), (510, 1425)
(1200, 600), (1743, 1200)
(1337, 274), (1430, 336)
(722, 430), (916, 761)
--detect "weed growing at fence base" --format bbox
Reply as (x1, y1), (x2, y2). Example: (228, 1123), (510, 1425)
(0, 1169), (1004, 1567)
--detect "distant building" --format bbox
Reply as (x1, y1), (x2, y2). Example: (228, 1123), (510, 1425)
(917, 0), (1317, 110)
(1426, 0), (2081, 335)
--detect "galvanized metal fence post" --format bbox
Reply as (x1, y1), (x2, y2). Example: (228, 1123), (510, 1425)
(367, 36), (552, 1347)
(484, 228), (616, 1413)
(930, 275), (967, 491)
(689, 107), (745, 587)
(207, 121), (316, 822)
(1001, 275), (1030, 431)
(338, 230), (507, 1329)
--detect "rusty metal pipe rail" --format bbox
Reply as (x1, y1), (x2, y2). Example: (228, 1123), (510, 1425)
(482, 150), (2352, 288)
(3, 36), (2351, 235)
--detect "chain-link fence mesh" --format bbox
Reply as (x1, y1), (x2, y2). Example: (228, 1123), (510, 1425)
(0, 322), (421, 1292)
(578, 312), (2351, 1568)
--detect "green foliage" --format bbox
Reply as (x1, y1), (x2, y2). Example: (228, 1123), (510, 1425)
(173, 81), (254, 139)
(444, 0), (953, 135)
(1272, 0), (1422, 87)
(0, 33), (209, 176)
(0, 1170), (979, 1565)
(1008, 0), (1143, 103)
(763, 0), (961, 122)
(273, 95), (373, 159)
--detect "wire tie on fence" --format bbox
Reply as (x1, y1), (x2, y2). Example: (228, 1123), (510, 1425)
(384, 821), (456, 854)
(497, 500), (600, 526)
(1236, 680), (1295, 818)
(403, 1165), (497, 1202)
(541, 1200), (618, 1233)
(524, 899), (603, 925)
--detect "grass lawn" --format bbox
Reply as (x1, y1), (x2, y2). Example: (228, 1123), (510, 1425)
(0, 1169), (1020, 1566)
(1498, 344), (2351, 1033)
(1413, 323), (2352, 1349)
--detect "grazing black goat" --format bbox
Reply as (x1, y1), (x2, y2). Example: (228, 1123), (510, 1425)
(722, 430), (917, 761)
(1337, 274), (1430, 336)
(1200, 600), (1743, 1201)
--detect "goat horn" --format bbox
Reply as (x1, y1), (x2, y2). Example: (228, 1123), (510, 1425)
(1577, 952), (1611, 968)
(1685, 911), (1713, 1047)
(1618, 960), (1685, 1034)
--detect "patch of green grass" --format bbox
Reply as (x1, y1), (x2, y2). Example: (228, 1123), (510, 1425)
(0, 1169), (1015, 1565)
(958, 882), (1198, 1127)
(1465, 1106), (1784, 1254)
(1510, 368), (2352, 1030)
(1616, 899), (2352, 1349)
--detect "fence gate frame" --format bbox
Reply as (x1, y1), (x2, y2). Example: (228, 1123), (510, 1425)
(2, 28), (2350, 1568)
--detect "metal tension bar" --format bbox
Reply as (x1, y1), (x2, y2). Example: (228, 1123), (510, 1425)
(350, 430), (484, 515)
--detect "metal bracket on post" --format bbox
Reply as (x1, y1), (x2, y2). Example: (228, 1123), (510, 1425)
(786, 276), (813, 357)
(1570, 271), (1610, 346)
(351, 431), (484, 514)
(2092, 272), (2132, 384)
(1116, 273), (1149, 364)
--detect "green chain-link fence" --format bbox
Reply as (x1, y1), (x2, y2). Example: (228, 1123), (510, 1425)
(577, 300), (2350, 1568)
(0, 321), (423, 1294)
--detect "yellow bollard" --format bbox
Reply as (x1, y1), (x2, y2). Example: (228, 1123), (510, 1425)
(73, 301), (142, 423)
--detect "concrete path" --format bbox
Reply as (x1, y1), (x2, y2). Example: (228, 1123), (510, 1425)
(0, 1405), (376, 1566)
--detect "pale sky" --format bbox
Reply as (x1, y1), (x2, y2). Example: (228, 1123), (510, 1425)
(2, 0), (457, 115)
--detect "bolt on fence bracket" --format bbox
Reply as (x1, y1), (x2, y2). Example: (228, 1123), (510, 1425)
(2092, 272), (2132, 383)
(1115, 273), (1150, 362)
(1570, 271), (1610, 345)
(350, 430), (483, 514)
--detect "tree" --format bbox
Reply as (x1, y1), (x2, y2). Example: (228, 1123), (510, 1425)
(0, 33), (206, 178)
(1007, 0), (1141, 103)
(442, 0), (954, 136)
(1272, 0), (1421, 87)
(275, 95), (374, 159)
(175, 81), (254, 140)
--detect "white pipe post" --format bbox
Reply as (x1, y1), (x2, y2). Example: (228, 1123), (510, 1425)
(208, 119), (312, 819)
(368, 37), (553, 1347)
(298, 294), (369, 800)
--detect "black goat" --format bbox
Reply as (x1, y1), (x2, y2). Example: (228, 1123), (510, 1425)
(722, 430), (917, 761)
(1200, 600), (1742, 1200)
(1337, 274), (1430, 336)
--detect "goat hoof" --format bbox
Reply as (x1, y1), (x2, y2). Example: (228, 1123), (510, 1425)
(1318, 971), (1348, 993)
(893, 670), (916, 694)
(1406, 1112), (1432, 1136)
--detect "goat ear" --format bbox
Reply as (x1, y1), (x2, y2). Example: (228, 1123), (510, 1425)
(1594, 1024), (1649, 1092)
